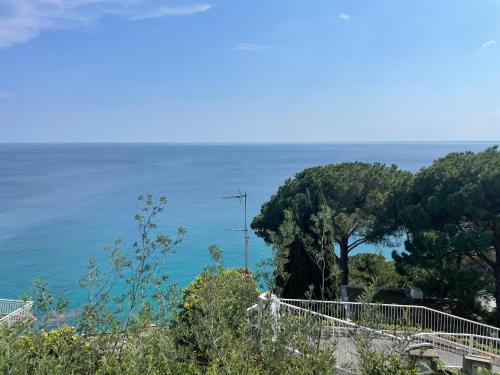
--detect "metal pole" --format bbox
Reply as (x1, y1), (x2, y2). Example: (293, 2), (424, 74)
(222, 192), (249, 272)
(244, 193), (248, 273)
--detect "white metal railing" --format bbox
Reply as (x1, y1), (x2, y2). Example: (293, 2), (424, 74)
(277, 300), (405, 369)
(415, 332), (500, 367)
(260, 297), (500, 370)
(0, 299), (34, 327)
(280, 299), (500, 339)
(250, 294), (407, 370)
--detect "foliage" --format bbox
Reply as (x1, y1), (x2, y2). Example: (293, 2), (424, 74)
(357, 350), (419, 375)
(174, 257), (259, 365)
(2, 144), (499, 374)
(0, 322), (199, 375)
(13, 326), (99, 374)
(255, 312), (337, 374)
(78, 194), (185, 339)
(30, 279), (68, 329)
(352, 285), (422, 375)
(172, 251), (338, 373)
(349, 253), (400, 288)
(392, 147), (500, 322)
(251, 162), (409, 298)
(0, 195), (342, 374)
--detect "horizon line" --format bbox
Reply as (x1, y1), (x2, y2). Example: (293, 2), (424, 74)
(1, 140), (499, 145)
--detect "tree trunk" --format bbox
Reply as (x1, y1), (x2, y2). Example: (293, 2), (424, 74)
(339, 238), (349, 286)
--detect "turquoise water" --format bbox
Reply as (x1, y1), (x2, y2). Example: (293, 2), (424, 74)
(0, 143), (495, 308)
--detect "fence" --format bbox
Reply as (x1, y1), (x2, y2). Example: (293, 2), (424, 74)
(249, 295), (408, 371)
(277, 299), (405, 369)
(280, 299), (500, 339)
(250, 295), (500, 371)
(415, 332), (500, 367)
(0, 299), (34, 327)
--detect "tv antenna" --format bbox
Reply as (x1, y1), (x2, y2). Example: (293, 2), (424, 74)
(222, 191), (249, 272)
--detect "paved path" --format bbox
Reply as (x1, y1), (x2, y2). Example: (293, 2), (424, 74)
(329, 335), (500, 372)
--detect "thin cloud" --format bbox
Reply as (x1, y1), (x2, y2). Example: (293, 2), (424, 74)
(130, 4), (212, 20)
(236, 42), (269, 52)
(338, 13), (350, 20)
(0, 1), (212, 48)
(0, 90), (15, 99)
(481, 40), (496, 48)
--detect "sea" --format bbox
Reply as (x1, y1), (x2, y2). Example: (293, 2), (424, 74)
(0, 143), (496, 309)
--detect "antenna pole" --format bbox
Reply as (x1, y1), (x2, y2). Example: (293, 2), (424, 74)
(244, 193), (248, 273)
(222, 192), (249, 273)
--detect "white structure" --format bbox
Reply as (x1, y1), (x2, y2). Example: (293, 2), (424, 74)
(0, 299), (34, 327)
(248, 294), (500, 373)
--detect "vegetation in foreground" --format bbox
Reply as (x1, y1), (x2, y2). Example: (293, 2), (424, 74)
(0, 195), (340, 374)
(0, 146), (499, 374)
(0, 195), (430, 375)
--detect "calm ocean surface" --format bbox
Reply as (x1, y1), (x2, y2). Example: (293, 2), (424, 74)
(0, 143), (496, 308)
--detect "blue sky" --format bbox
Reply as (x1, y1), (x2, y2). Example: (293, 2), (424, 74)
(0, 0), (499, 142)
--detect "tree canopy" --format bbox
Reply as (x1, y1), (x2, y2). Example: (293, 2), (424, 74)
(252, 162), (409, 298)
(349, 253), (400, 288)
(393, 146), (500, 323)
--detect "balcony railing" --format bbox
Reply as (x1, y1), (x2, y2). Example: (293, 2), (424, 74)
(250, 295), (500, 370)
(0, 299), (34, 327)
(280, 298), (500, 339)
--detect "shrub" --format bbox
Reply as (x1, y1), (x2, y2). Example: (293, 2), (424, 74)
(174, 267), (259, 365)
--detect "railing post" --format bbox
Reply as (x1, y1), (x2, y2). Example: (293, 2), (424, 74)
(256, 292), (280, 341)
(469, 334), (474, 354)
(268, 293), (279, 341)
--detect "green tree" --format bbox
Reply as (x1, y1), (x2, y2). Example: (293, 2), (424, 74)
(251, 162), (409, 297)
(349, 253), (400, 288)
(393, 147), (500, 324)
(77, 193), (185, 369)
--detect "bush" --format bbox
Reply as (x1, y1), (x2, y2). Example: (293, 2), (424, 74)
(1, 325), (99, 374)
(174, 268), (259, 365)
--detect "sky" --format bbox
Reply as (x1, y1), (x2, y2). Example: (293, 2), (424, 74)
(0, 0), (499, 142)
